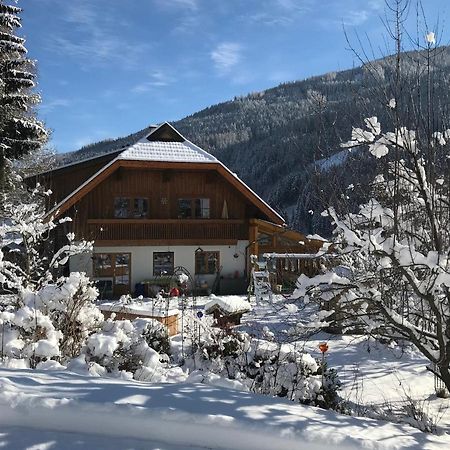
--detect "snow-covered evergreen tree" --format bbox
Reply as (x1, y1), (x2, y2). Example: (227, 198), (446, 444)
(0, 0), (48, 185)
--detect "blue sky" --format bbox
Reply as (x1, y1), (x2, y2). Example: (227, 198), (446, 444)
(21, 0), (449, 153)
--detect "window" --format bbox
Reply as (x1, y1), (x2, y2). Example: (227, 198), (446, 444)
(153, 252), (174, 276)
(114, 197), (130, 218)
(178, 199), (192, 218)
(195, 198), (210, 218)
(133, 198), (148, 218)
(114, 197), (148, 218)
(178, 198), (210, 218)
(195, 251), (219, 274)
(114, 253), (130, 286)
(93, 254), (113, 277)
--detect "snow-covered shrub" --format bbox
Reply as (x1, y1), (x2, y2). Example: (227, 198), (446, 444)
(38, 272), (104, 359)
(0, 297), (62, 365)
(317, 361), (341, 410)
(0, 273), (103, 366)
(192, 327), (341, 409)
(401, 397), (438, 433)
(354, 392), (440, 434)
(141, 319), (171, 355)
(199, 327), (250, 360)
(86, 317), (170, 381)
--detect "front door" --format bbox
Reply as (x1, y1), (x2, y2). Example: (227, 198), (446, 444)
(93, 252), (131, 299)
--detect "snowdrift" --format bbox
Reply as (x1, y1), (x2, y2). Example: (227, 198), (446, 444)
(0, 368), (448, 450)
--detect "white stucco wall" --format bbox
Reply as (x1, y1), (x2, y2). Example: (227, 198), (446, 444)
(70, 241), (249, 293)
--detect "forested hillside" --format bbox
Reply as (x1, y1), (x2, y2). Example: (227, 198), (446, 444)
(58, 46), (450, 235)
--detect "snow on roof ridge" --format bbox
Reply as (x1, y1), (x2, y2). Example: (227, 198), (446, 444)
(116, 122), (218, 164)
(117, 140), (218, 164)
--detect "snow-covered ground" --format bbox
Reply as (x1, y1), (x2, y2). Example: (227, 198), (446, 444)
(1, 367), (449, 450)
(1, 293), (449, 449)
(241, 295), (450, 429)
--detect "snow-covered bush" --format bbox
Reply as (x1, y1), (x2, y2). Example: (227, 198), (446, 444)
(86, 317), (170, 381)
(192, 327), (341, 409)
(141, 319), (171, 355)
(39, 272), (104, 359)
(0, 272), (103, 366)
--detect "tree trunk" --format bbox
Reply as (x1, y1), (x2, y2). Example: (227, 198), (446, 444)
(438, 364), (450, 394)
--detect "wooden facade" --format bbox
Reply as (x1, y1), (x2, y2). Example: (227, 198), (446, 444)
(86, 219), (247, 246)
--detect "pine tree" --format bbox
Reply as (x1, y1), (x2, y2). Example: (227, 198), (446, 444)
(0, 0), (48, 185)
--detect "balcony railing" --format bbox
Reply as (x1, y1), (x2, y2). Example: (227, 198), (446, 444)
(86, 219), (248, 243)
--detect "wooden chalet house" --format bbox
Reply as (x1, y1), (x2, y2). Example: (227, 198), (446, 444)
(31, 123), (322, 298)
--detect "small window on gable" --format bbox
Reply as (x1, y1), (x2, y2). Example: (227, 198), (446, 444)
(146, 123), (184, 142)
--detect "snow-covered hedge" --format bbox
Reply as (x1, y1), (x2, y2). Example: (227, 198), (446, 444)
(190, 328), (340, 409)
(85, 317), (170, 381)
(0, 272), (103, 366)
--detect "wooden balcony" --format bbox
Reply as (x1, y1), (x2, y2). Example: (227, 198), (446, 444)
(86, 219), (248, 245)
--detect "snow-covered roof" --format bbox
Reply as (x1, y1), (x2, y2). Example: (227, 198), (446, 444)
(118, 138), (218, 163)
(39, 123), (215, 176)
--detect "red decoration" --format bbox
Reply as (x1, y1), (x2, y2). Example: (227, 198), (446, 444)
(319, 342), (329, 353)
(169, 287), (180, 297)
